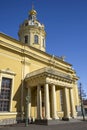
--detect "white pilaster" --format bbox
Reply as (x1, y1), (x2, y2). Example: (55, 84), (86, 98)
(44, 83), (50, 119)
(51, 84), (58, 119)
(37, 85), (42, 119)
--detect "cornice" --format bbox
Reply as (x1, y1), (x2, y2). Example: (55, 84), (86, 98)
(0, 32), (22, 45)
(0, 40), (22, 53)
(19, 26), (46, 35)
(25, 67), (74, 88)
(26, 67), (73, 83)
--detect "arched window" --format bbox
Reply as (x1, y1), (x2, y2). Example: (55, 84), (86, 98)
(34, 35), (38, 44)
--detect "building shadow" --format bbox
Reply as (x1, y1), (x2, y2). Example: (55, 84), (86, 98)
(13, 80), (27, 123)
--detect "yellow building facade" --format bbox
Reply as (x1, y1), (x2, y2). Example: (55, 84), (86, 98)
(0, 8), (79, 124)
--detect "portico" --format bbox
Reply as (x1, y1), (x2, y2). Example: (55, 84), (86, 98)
(25, 67), (76, 121)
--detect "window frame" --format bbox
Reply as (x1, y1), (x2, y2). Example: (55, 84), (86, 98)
(0, 69), (16, 112)
(42, 38), (45, 48)
(0, 77), (12, 112)
(24, 35), (28, 44)
(34, 35), (38, 44)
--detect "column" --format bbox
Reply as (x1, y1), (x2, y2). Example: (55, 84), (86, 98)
(51, 84), (58, 119)
(25, 87), (31, 126)
(69, 88), (76, 118)
(44, 83), (50, 119)
(62, 87), (69, 120)
(28, 87), (31, 119)
(37, 85), (42, 119)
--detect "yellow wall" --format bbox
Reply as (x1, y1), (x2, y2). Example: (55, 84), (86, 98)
(0, 34), (80, 121)
(0, 35), (47, 120)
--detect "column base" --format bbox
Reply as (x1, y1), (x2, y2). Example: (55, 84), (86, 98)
(71, 113), (77, 119)
(62, 117), (69, 121)
(35, 119), (59, 125)
(52, 116), (59, 120)
(71, 116), (76, 119)
(44, 117), (52, 120)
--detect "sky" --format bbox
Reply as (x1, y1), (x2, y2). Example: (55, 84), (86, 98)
(0, 0), (87, 96)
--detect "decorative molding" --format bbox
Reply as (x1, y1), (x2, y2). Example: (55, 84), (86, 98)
(21, 60), (31, 65)
(0, 112), (17, 116)
(26, 67), (72, 82)
(25, 67), (73, 88)
(0, 69), (16, 76)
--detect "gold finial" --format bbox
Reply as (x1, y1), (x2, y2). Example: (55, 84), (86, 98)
(29, 3), (37, 16)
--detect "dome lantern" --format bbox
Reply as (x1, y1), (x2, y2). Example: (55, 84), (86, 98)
(18, 6), (46, 52)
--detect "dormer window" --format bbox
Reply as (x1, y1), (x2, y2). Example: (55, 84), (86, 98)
(24, 35), (28, 43)
(25, 22), (28, 26)
(34, 35), (38, 44)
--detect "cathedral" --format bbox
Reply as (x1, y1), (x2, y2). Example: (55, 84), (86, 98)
(0, 7), (79, 125)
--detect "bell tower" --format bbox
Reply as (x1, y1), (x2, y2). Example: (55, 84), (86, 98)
(18, 7), (46, 52)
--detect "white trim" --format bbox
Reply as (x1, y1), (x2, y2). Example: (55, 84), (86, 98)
(0, 69), (16, 76)
(0, 112), (17, 116)
(0, 69), (16, 112)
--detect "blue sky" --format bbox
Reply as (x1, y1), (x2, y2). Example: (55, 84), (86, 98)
(0, 0), (87, 96)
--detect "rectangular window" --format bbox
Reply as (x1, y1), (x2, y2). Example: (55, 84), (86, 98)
(0, 77), (12, 112)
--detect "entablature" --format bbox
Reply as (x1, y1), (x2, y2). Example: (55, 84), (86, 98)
(25, 67), (74, 88)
